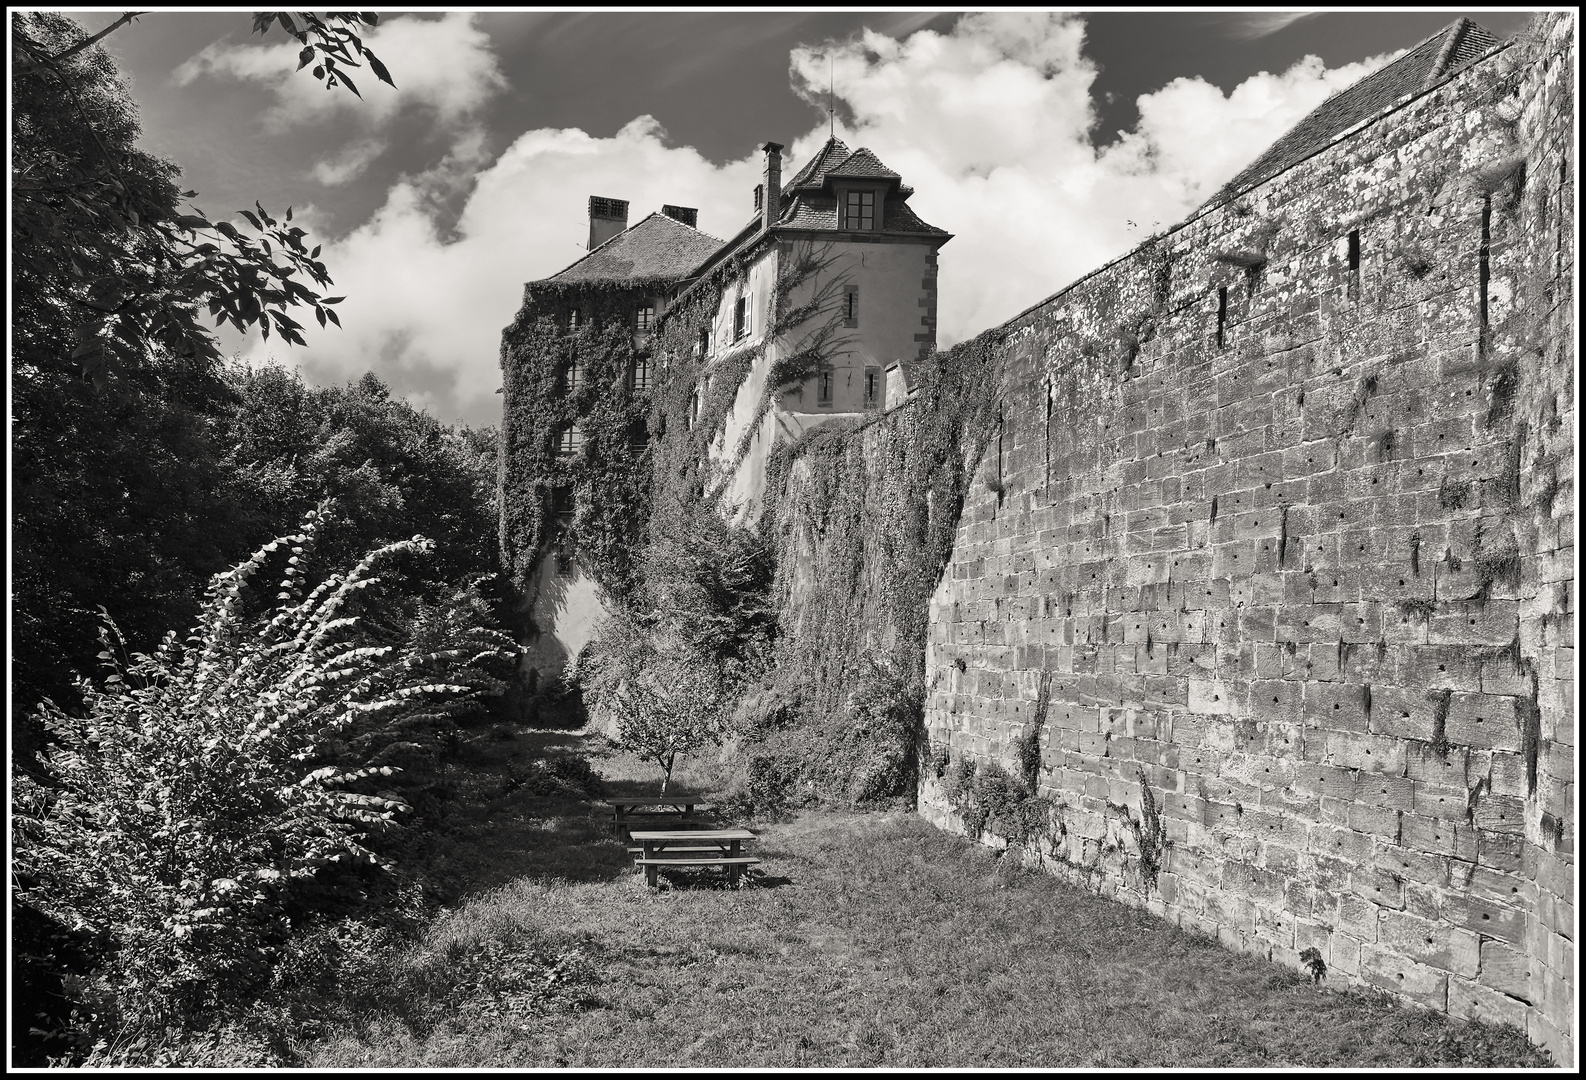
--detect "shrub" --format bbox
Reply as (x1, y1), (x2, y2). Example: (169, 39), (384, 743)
(11, 507), (516, 1055)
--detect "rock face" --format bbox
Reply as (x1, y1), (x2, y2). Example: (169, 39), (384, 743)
(913, 15), (1574, 1064)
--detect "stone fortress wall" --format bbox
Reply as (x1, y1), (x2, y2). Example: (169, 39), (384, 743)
(904, 14), (1572, 1063)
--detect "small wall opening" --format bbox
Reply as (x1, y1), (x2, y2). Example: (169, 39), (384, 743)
(1216, 286), (1228, 349)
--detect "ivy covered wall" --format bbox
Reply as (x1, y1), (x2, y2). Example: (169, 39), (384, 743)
(497, 284), (654, 699)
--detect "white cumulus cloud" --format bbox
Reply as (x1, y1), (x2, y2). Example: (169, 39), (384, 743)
(310, 138), (388, 186)
(247, 117), (763, 425)
(791, 13), (1394, 343)
(237, 13), (1397, 426)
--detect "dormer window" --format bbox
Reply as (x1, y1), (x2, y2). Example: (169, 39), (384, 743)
(842, 189), (876, 231)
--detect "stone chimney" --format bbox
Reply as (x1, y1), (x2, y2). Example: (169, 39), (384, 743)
(761, 141), (783, 232)
(587, 195), (628, 250)
(662, 204), (698, 228)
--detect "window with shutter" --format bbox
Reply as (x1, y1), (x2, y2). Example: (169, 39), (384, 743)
(864, 366), (881, 410)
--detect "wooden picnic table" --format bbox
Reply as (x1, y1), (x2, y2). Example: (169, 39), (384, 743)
(628, 827), (759, 887)
(603, 796), (710, 840)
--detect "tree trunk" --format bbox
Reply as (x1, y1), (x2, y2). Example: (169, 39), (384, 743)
(659, 751), (675, 796)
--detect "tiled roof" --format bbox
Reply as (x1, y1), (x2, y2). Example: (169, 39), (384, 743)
(1205, 18), (1501, 208)
(881, 200), (949, 235)
(781, 137), (852, 196)
(774, 193), (948, 236)
(823, 147), (901, 181)
(777, 194), (836, 230)
(543, 211), (722, 285)
(669, 139), (951, 308)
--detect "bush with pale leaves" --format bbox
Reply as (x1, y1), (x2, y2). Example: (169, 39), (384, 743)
(12, 507), (516, 1045)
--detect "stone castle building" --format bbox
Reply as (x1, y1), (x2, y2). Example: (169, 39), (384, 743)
(499, 138), (951, 680)
(499, 15), (1575, 1061)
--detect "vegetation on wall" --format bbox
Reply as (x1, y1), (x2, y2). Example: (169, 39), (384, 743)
(734, 327), (1011, 809)
(498, 293), (654, 604)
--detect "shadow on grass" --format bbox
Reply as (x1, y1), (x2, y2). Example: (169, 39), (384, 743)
(642, 866), (797, 892)
(394, 727), (639, 903)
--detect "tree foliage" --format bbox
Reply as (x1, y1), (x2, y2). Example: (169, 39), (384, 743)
(11, 11), (348, 383)
(581, 494), (776, 792)
(9, 10), (397, 735)
(581, 618), (726, 797)
(217, 365), (502, 592)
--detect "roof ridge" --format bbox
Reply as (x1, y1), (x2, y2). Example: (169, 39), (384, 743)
(636, 208), (725, 244)
(539, 209), (723, 285)
(825, 146), (902, 179)
(1427, 17), (1472, 86)
(1200, 18), (1499, 209)
(782, 136), (852, 196)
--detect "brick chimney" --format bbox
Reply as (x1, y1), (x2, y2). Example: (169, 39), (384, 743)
(761, 141), (783, 232)
(587, 195), (628, 250)
(662, 204), (698, 228)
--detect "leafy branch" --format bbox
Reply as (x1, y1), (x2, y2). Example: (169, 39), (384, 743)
(252, 12), (396, 98)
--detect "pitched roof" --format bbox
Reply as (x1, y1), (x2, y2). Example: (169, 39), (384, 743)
(781, 137), (852, 196)
(822, 147), (901, 182)
(1204, 18), (1501, 208)
(669, 139), (952, 310)
(541, 211), (722, 286)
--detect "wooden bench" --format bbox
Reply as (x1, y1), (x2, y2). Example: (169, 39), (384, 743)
(628, 828), (759, 887)
(603, 797), (708, 840)
(632, 856), (760, 887)
(625, 843), (726, 857)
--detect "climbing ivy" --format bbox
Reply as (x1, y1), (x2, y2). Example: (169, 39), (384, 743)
(498, 292), (651, 603)
(736, 327), (1011, 808)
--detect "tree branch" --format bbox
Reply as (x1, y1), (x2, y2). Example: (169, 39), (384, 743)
(15, 12), (146, 72)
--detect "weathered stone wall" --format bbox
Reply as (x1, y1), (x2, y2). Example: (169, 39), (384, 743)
(918, 17), (1573, 1063)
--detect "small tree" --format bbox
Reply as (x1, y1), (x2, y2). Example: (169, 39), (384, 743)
(583, 617), (725, 795)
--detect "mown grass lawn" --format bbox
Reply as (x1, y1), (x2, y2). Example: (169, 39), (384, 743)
(277, 726), (1550, 1068)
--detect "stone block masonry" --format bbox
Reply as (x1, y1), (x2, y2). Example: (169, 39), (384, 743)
(918, 15), (1574, 1065)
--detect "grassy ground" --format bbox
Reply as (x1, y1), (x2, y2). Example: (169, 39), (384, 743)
(258, 725), (1550, 1068)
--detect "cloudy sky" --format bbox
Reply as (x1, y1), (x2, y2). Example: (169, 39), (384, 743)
(72, 8), (1536, 429)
